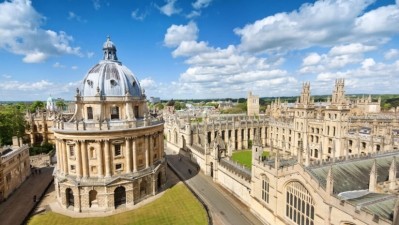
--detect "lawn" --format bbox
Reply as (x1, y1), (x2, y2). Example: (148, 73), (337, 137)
(231, 150), (269, 168)
(28, 183), (208, 225)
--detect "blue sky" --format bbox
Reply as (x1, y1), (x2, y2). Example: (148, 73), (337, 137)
(1, 0), (399, 101)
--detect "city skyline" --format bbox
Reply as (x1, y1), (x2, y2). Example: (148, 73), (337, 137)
(1, 0), (399, 101)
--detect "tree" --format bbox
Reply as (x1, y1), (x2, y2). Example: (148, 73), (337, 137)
(55, 100), (67, 111)
(0, 104), (26, 146)
(155, 102), (164, 110)
(29, 101), (44, 112)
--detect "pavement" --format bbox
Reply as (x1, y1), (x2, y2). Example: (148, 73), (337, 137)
(165, 147), (264, 225)
(0, 166), (54, 225)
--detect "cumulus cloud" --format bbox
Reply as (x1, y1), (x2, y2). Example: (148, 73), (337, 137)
(2, 80), (54, 91)
(384, 49), (399, 60)
(140, 77), (157, 89)
(162, 22), (297, 98)
(164, 22), (198, 47)
(2, 74), (12, 79)
(234, 0), (399, 54)
(157, 0), (181, 16)
(92, 0), (101, 10)
(0, 0), (81, 63)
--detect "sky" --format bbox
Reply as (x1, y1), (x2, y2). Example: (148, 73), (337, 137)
(1, 0), (399, 101)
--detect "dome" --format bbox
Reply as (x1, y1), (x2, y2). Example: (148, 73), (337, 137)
(81, 37), (143, 97)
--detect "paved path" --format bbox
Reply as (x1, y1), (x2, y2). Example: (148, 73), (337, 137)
(166, 148), (264, 225)
(0, 166), (54, 225)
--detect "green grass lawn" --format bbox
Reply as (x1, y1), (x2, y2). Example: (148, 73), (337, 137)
(231, 150), (270, 168)
(28, 183), (207, 225)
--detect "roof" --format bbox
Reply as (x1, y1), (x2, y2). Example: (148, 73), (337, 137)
(346, 193), (396, 221)
(308, 152), (399, 194)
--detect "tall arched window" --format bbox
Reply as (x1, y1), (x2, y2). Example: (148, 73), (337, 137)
(286, 181), (314, 225)
(261, 175), (270, 203)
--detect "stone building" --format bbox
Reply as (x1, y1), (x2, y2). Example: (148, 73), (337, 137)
(164, 79), (399, 225)
(0, 137), (31, 202)
(52, 37), (166, 212)
(247, 91), (260, 116)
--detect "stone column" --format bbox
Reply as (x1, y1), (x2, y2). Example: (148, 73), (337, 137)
(149, 136), (153, 165)
(62, 140), (69, 174)
(145, 136), (149, 168)
(158, 133), (163, 158)
(56, 139), (61, 171)
(132, 138), (137, 172)
(76, 141), (82, 179)
(97, 140), (104, 177)
(81, 140), (89, 178)
(104, 140), (111, 177)
(126, 138), (132, 173)
(152, 173), (156, 195)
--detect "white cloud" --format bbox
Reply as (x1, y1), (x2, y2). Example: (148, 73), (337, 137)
(2, 74), (12, 79)
(164, 22), (198, 47)
(87, 51), (95, 58)
(53, 62), (65, 68)
(302, 53), (321, 66)
(361, 58), (376, 69)
(192, 0), (212, 10)
(131, 9), (148, 21)
(329, 43), (376, 55)
(67, 11), (87, 23)
(2, 80), (54, 91)
(71, 66), (78, 70)
(157, 0), (181, 16)
(162, 22), (297, 98)
(92, 0), (101, 10)
(234, 0), (399, 54)
(0, 0), (81, 63)
(384, 49), (399, 60)
(186, 10), (201, 19)
(140, 77), (157, 89)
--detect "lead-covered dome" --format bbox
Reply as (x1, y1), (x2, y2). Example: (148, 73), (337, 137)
(81, 37), (142, 97)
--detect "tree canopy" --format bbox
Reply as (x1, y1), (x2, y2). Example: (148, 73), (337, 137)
(0, 104), (26, 146)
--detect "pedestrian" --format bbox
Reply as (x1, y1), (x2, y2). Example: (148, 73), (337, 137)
(33, 195), (36, 203)
(39, 169), (41, 174)
(188, 169), (192, 174)
(179, 156), (181, 161)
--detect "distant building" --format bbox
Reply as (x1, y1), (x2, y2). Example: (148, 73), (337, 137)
(0, 137), (30, 202)
(247, 91), (259, 116)
(149, 97), (160, 104)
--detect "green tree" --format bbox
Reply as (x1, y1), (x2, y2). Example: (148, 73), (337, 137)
(55, 100), (67, 111)
(0, 104), (26, 146)
(175, 102), (187, 110)
(29, 100), (44, 112)
(155, 102), (164, 110)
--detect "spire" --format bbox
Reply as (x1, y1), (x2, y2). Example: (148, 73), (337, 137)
(389, 157), (397, 190)
(326, 166), (334, 195)
(369, 159), (378, 192)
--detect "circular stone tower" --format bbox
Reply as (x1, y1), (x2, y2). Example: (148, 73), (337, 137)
(52, 37), (166, 212)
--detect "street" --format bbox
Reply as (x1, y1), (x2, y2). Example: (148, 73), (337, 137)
(165, 148), (264, 225)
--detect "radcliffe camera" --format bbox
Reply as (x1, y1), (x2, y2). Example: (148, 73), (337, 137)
(0, 1), (399, 225)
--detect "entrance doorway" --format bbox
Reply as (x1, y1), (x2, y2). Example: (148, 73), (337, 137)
(114, 186), (126, 208)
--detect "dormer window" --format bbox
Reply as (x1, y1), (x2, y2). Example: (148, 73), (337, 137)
(87, 79), (93, 88)
(110, 79), (117, 87)
(132, 81), (136, 87)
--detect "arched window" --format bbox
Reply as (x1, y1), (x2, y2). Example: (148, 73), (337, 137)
(286, 181), (314, 225)
(261, 175), (270, 203)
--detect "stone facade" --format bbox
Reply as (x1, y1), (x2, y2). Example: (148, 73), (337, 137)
(247, 91), (260, 116)
(52, 37), (166, 212)
(0, 137), (31, 202)
(164, 79), (399, 225)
